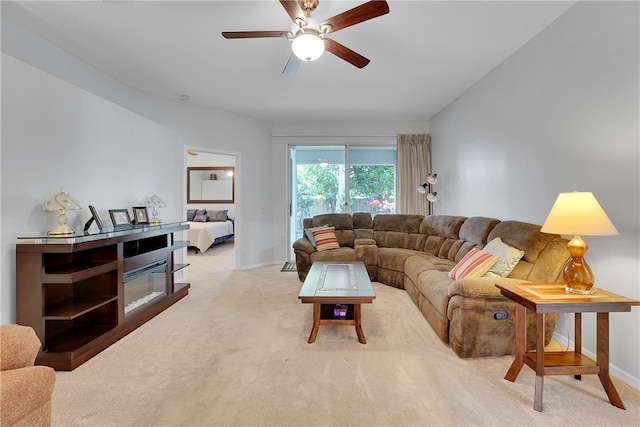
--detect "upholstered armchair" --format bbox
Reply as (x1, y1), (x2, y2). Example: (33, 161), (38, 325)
(0, 324), (56, 426)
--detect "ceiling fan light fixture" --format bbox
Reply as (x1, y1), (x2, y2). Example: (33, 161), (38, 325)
(292, 30), (324, 62)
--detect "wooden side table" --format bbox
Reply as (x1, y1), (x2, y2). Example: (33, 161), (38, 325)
(496, 282), (639, 412)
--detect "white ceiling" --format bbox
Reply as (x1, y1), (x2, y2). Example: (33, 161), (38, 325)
(3, 0), (576, 122)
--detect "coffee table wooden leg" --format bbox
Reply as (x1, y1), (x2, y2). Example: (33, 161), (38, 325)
(596, 312), (625, 409)
(505, 304), (526, 381)
(354, 304), (366, 344)
(308, 303), (321, 343)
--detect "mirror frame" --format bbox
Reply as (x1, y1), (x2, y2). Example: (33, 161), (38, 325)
(187, 166), (235, 203)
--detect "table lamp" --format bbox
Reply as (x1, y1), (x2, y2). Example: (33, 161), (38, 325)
(540, 191), (618, 294)
(43, 191), (82, 236)
(145, 195), (166, 224)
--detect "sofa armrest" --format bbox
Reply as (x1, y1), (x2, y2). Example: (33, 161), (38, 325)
(293, 238), (315, 254)
(447, 277), (529, 299)
(0, 366), (56, 426)
(0, 325), (41, 371)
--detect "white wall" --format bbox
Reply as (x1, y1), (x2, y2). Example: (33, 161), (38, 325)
(3, 0), (637, 389)
(430, 1), (639, 387)
(2, 13), (277, 273)
(127, 89), (273, 269)
(1, 16), (277, 327)
(1, 54), (184, 323)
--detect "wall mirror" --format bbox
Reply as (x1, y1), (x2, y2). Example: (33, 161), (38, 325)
(187, 166), (235, 203)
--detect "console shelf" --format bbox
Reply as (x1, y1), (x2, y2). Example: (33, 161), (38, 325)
(44, 295), (119, 319)
(17, 222), (190, 370)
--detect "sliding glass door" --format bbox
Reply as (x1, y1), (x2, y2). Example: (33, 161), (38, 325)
(289, 145), (396, 259)
(348, 146), (396, 216)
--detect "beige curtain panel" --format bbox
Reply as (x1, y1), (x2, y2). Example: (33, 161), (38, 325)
(397, 134), (432, 215)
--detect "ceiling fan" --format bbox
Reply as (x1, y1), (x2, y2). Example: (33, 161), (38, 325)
(222, 0), (389, 74)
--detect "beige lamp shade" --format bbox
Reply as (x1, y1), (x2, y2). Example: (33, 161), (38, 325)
(541, 191), (617, 294)
(540, 192), (618, 236)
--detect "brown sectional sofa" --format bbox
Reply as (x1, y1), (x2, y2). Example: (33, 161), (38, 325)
(293, 213), (570, 358)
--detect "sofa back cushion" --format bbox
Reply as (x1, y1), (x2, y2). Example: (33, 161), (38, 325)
(419, 215), (468, 261)
(487, 220), (553, 263)
(311, 213), (353, 230)
(353, 212), (373, 229)
(308, 213), (355, 247)
(374, 214), (424, 233)
(526, 237), (569, 282)
(459, 217), (500, 246)
(373, 214), (425, 250)
(420, 215), (467, 239)
(486, 220), (566, 281)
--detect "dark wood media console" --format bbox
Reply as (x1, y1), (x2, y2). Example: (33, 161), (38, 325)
(16, 222), (190, 370)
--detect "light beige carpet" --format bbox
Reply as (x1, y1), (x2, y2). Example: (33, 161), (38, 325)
(52, 242), (640, 426)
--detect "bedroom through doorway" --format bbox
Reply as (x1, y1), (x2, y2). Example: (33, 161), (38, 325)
(185, 149), (237, 271)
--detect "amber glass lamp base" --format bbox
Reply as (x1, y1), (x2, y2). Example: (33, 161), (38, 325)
(563, 236), (596, 295)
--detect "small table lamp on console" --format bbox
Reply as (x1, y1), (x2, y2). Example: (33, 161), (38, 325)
(145, 195), (166, 224)
(540, 191), (618, 294)
(44, 190), (81, 236)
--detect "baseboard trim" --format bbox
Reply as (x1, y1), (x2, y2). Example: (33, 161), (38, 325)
(552, 331), (640, 391)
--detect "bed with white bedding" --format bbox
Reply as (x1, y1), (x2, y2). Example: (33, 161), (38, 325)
(187, 220), (234, 253)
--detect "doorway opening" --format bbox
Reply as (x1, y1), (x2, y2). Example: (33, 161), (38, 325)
(185, 148), (239, 269)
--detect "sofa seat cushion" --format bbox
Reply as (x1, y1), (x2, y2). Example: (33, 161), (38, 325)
(404, 255), (438, 283)
(448, 277), (527, 299)
(404, 254), (455, 281)
(431, 257), (456, 272)
(310, 247), (357, 263)
(415, 270), (455, 317)
(354, 238), (377, 247)
(378, 248), (424, 272)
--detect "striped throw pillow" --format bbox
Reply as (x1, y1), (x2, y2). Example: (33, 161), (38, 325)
(448, 248), (499, 280)
(312, 226), (340, 252)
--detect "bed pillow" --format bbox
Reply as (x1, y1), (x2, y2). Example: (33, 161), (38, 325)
(187, 209), (197, 221)
(482, 237), (525, 278)
(207, 209), (228, 222)
(312, 226), (340, 252)
(305, 224), (329, 247)
(448, 248), (499, 280)
(193, 209), (209, 222)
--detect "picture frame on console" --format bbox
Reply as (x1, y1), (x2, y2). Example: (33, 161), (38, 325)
(84, 205), (105, 232)
(132, 206), (150, 225)
(109, 209), (132, 228)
